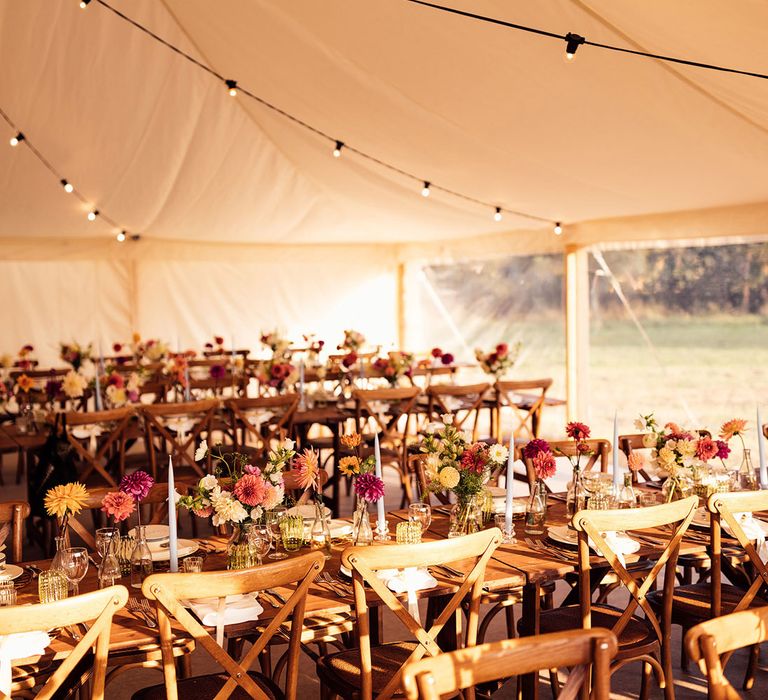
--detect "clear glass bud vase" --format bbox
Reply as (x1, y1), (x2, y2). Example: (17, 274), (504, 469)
(352, 501), (373, 546)
(311, 500), (333, 558)
(130, 525), (153, 588)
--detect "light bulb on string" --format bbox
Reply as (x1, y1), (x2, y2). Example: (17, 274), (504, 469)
(9, 132), (24, 147)
(225, 79), (238, 97)
(116, 231), (126, 242)
(421, 181), (431, 197)
(87, 209), (99, 222)
(564, 33), (585, 62)
(79, 0), (91, 7)
(554, 222), (563, 235)
(61, 179), (74, 193)
(494, 207), (503, 222)
(332, 140), (344, 158)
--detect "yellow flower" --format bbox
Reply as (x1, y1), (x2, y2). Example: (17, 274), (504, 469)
(338, 456), (361, 476)
(62, 370), (87, 398)
(44, 482), (90, 519)
(340, 433), (362, 449)
(658, 446), (676, 466)
(16, 374), (34, 393)
(132, 332), (141, 343)
(438, 466), (460, 489)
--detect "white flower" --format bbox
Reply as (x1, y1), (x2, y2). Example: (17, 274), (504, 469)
(194, 440), (208, 461)
(282, 438), (295, 450)
(440, 413), (454, 425)
(634, 418), (646, 431)
(199, 474), (218, 491)
(642, 433), (656, 448)
(62, 370), (87, 398)
(210, 490), (247, 525)
(462, 431), (473, 444)
(489, 444), (509, 464)
(250, 506), (264, 521)
(424, 422), (443, 434)
(270, 472), (282, 485)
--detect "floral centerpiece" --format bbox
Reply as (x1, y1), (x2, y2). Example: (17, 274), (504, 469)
(303, 334), (325, 366)
(372, 352), (415, 386)
(129, 334), (170, 363)
(104, 371), (141, 407)
(474, 342), (521, 379)
(16, 344), (35, 371)
(336, 433), (382, 545)
(62, 370), (88, 401)
(420, 415), (508, 536)
(261, 331), (291, 359)
(204, 335), (226, 354)
(521, 438), (557, 532)
(45, 481), (91, 568)
(429, 347), (455, 367)
(338, 329), (365, 354)
(255, 359), (296, 392)
(60, 342), (93, 371)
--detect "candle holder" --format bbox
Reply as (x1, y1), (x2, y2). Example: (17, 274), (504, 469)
(373, 520), (390, 542)
(494, 513), (517, 545)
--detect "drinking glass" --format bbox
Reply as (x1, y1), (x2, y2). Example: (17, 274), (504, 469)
(268, 506), (288, 560)
(39, 570), (68, 603)
(408, 503), (432, 532)
(95, 527), (118, 559)
(0, 580), (16, 607)
(61, 547), (88, 596)
(280, 516), (305, 552)
(246, 528), (271, 566)
(396, 521), (422, 544)
(182, 556), (204, 573)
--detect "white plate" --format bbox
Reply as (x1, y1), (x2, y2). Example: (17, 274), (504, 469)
(146, 538), (198, 561)
(129, 525), (170, 542)
(0, 564), (24, 581)
(547, 525), (578, 546)
(691, 507), (710, 530)
(71, 426), (102, 439)
(287, 504), (331, 520)
(492, 496), (528, 515)
(302, 519), (352, 538)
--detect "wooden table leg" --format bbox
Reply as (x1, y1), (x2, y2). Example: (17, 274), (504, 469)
(520, 580), (541, 700)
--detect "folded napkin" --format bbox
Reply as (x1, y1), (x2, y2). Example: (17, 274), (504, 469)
(246, 411), (274, 428)
(189, 594), (263, 647)
(724, 513), (768, 562)
(440, 397), (463, 412)
(71, 424), (103, 454)
(385, 567), (438, 624)
(589, 531), (640, 567)
(0, 631), (50, 696)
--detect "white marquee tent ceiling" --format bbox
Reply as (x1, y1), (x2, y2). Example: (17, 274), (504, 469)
(1, 0), (768, 247)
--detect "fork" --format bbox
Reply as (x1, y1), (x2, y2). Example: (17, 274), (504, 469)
(525, 537), (574, 562)
(139, 599), (158, 628)
(127, 597), (156, 628)
(319, 572), (351, 596)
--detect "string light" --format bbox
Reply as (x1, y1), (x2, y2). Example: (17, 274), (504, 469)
(87, 209), (99, 221)
(225, 79), (238, 97)
(494, 207), (503, 222)
(564, 33), (585, 62)
(79, 0), (91, 7)
(421, 181), (431, 197)
(332, 140), (344, 158)
(554, 222), (563, 235)
(9, 132), (23, 147)
(116, 230), (126, 242)
(61, 179), (74, 193)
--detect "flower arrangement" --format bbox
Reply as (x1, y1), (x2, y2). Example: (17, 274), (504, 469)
(255, 358), (297, 391)
(205, 335), (226, 353)
(130, 334), (170, 363)
(178, 438), (292, 526)
(474, 342), (521, 379)
(429, 347), (455, 366)
(372, 352), (415, 386)
(16, 344), (35, 371)
(561, 421), (593, 470)
(261, 331), (291, 359)
(338, 329), (365, 353)
(104, 371), (140, 407)
(62, 370), (88, 399)
(45, 482), (90, 531)
(60, 342), (93, 371)
(522, 438), (558, 481)
(303, 334), (325, 365)
(336, 432), (383, 543)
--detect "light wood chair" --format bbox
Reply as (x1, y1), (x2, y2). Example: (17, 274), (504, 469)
(425, 382), (490, 442)
(316, 528), (501, 700)
(528, 496), (697, 700)
(0, 500), (29, 563)
(134, 551), (324, 700)
(0, 585), (128, 699)
(402, 628), (618, 700)
(227, 394), (299, 459)
(685, 606), (768, 700)
(493, 378), (552, 443)
(618, 433), (658, 486)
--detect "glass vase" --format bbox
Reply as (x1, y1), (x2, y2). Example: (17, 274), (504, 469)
(525, 480), (547, 535)
(662, 474), (694, 502)
(739, 449), (758, 491)
(448, 495), (481, 538)
(50, 533), (70, 572)
(228, 523), (261, 570)
(99, 538), (121, 588)
(130, 525), (153, 589)
(566, 468), (586, 528)
(352, 501), (373, 546)
(310, 500), (332, 559)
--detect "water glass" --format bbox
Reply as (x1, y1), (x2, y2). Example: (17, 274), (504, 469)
(408, 503), (432, 532)
(268, 506), (289, 559)
(246, 528), (271, 566)
(182, 556), (204, 573)
(39, 570), (68, 603)
(95, 528), (118, 559)
(396, 521), (422, 544)
(0, 580), (16, 607)
(280, 516), (304, 552)
(61, 547), (89, 596)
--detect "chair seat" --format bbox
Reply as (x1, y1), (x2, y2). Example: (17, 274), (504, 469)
(317, 640), (418, 696)
(132, 671), (283, 700)
(648, 583), (768, 623)
(536, 604), (657, 653)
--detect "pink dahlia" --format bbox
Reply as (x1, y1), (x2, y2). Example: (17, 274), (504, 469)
(566, 422), (591, 441)
(695, 436), (718, 462)
(119, 470), (154, 502)
(522, 438), (551, 460)
(193, 505), (213, 518)
(441, 353), (454, 365)
(460, 443), (490, 475)
(532, 451), (557, 480)
(233, 474), (267, 507)
(715, 440), (731, 460)
(101, 491), (136, 522)
(243, 464), (261, 476)
(355, 473), (384, 502)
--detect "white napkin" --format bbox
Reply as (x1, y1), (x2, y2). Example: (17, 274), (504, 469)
(385, 567), (438, 624)
(0, 631), (50, 696)
(589, 531), (640, 567)
(72, 424), (103, 454)
(724, 513), (768, 562)
(189, 594), (263, 627)
(246, 411), (274, 428)
(441, 397), (463, 412)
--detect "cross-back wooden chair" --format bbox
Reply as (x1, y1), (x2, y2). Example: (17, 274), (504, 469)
(227, 394), (300, 459)
(141, 399), (218, 482)
(0, 585), (128, 700)
(521, 438), (610, 492)
(618, 433), (660, 485)
(316, 528), (501, 700)
(134, 551), (324, 700)
(353, 387), (422, 507)
(531, 496), (697, 700)
(685, 606), (768, 700)
(0, 500), (30, 563)
(63, 407), (136, 488)
(402, 628), (618, 700)
(493, 378), (552, 443)
(425, 383), (490, 442)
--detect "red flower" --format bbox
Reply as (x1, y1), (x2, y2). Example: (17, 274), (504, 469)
(715, 440), (731, 460)
(532, 451), (557, 480)
(373, 358), (388, 371)
(565, 421), (591, 441)
(214, 336), (224, 346)
(695, 437), (718, 462)
(233, 474), (267, 507)
(495, 343), (508, 357)
(107, 372), (124, 388)
(210, 364), (226, 380)
(112, 343), (122, 352)
(431, 347), (443, 358)
(522, 438), (551, 460)
(204, 342), (213, 349)
(441, 353), (454, 365)
(342, 352), (357, 368)
(460, 443), (490, 474)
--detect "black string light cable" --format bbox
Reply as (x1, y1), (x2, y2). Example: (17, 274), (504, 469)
(0, 105), (132, 241)
(88, 0), (555, 228)
(407, 0), (768, 81)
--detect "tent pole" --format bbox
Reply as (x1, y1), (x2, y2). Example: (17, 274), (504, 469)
(397, 262), (406, 349)
(565, 245), (589, 421)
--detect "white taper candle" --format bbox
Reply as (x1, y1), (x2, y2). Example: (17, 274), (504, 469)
(758, 404), (767, 489)
(374, 432), (386, 529)
(504, 436), (514, 534)
(167, 455), (178, 572)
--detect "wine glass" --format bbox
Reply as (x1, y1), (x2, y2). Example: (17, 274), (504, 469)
(408, 503), (432, 532)
(61, 547), (89, 596)
(95, 527), (118, 560)
(268, 506), (288, 560)
(247, 526), (271, 566)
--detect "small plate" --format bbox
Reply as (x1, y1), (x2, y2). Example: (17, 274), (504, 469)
(0, 564), (24, 581)
(547, 525), (579, 546)
(129, 524), (170, 542)
(287, 504), (331, 520)
(492, 496), (528, 515)
(147, 538), (198, 561)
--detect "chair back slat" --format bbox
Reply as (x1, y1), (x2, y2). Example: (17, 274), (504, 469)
(227, 395), (299, 456)
(494, 378), (552, 442)
(425, 383), (489, 441)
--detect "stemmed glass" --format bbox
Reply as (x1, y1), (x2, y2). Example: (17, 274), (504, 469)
(268, 506), (288, 560)
(61, 547), (89, 596)
(95, 527), (119, 588)
(247, 527), (271, 566)
(408, 503), (432, 532)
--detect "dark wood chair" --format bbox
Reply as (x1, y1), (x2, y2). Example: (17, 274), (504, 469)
(493, 378), (552, 443)
(227, 394), (299, 460)
(424, 382), (490, 442)
(0, 500), (30, 563)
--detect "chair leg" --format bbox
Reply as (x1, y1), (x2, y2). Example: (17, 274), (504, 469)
(743, 643), (759, 690)
(679, 626), (689, 672)
(639, 661), (652, 700)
